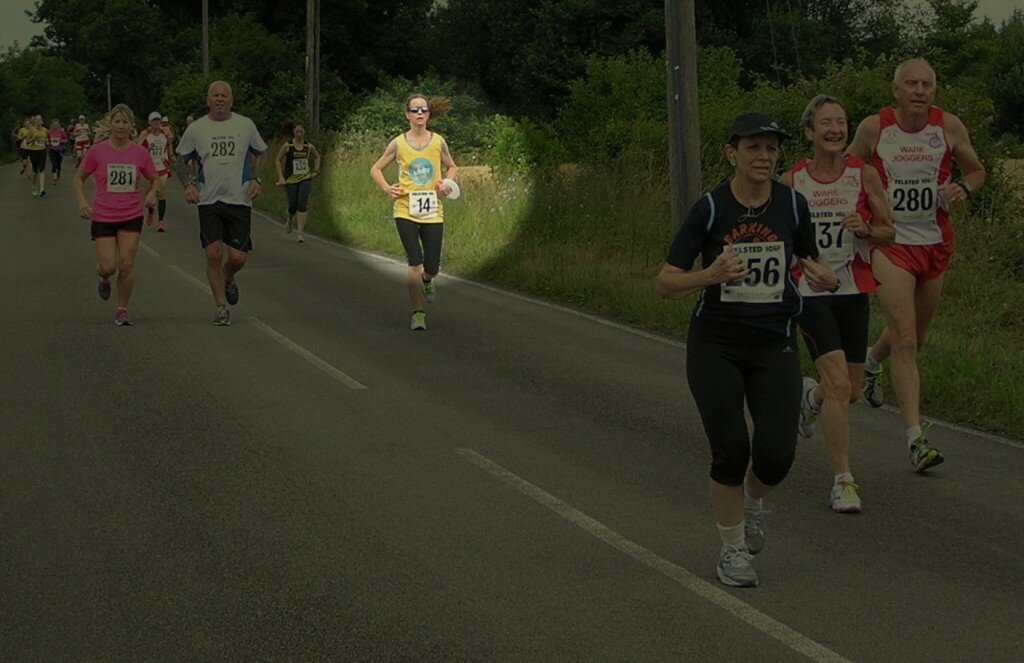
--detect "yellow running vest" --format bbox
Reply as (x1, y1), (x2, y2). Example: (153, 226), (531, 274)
(393, 132), (444, 224)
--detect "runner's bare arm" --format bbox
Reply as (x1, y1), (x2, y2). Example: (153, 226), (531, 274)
(370, 139), (402, 198)
(275, 143), (289, 182)
(311, 144), (322, 174)
(778, 171), (794, 187)
(859, 166), (895, 245)
(440, 137), (459, 181)
(945, 113), (985, 196)
(657, 248), (748, 300)
(846, 115), (879, 162)
(171, 154), (195, 188)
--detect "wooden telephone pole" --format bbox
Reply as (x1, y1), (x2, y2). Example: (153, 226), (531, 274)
(664, 0), (701, 225)
(305, 0), (321, 136)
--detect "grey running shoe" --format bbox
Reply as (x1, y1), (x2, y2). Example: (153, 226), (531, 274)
(744, 508), (767, 555)
(213, 306), (231, 326)
(863, 360), (884, 408)
(410, 310), (427, 331)
(98, 278), (111, 301)
(717, 544), (758, 588)
(830, 481), (862, 513)
(422, 279), (436, 303)
(296, 233), (304, 243)
(224, 280), (239, 306)
(909, 427), (943, 472)
(798, 376), (819, 438)
(114, 307), (131, 326)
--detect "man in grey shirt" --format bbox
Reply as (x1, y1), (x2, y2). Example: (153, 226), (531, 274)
(176, 80), (268, 326)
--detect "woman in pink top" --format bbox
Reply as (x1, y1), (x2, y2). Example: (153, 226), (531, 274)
(46, 119), (69, 185)
(73, 104), (161, 326)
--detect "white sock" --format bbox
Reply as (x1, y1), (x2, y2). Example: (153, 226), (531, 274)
(906, 426), (923, 445)
(834, 472), (855, 485)
(743, 493), (762, 512)
(716, 522), (745, 548)
(806, 384), (822, 413)
(865, 352), (880, 371)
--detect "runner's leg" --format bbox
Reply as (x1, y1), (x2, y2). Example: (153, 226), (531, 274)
(114, 228), (141, 308)
(872, 252), (921, 429)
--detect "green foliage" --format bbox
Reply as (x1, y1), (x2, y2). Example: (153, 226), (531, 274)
(340, 74), (495, 151)
(0, 47), (91, 152)
(487, 116), (564, 177)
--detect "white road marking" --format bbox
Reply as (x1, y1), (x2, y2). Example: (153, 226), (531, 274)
(139, 242), (159, 257)
(456, 447), (852, 663)
(247, 316), (367, 390)
(167, 265), (209, 293)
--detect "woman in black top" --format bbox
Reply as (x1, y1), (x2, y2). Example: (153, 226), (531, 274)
(657, 112), (838, 588)
(274, 121), (321, 243)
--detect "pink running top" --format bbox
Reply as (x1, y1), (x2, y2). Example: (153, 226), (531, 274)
(80, 141), (157, 222)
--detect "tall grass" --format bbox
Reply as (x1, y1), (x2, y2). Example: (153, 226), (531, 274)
(256, 136), (1024, 439)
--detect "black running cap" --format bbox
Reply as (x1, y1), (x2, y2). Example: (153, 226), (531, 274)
(728, 113), (790, 142)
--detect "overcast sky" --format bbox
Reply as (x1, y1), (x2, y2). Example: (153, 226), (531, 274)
(1, 0), (1021, 51)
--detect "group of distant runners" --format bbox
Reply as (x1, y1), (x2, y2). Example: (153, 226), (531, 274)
(657, 57), (984, 587)
(25, 56), (982, 589)
(64, 81), (457, 332)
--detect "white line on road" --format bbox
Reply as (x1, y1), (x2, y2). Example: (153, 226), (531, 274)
(456, 447), (851, 663)
(168, 264), (209, 293)
(139, 242), (159, 257)
(247, 316), (367, 390)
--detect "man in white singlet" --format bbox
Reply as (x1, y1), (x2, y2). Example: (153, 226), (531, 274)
(847, 58), (985, 472)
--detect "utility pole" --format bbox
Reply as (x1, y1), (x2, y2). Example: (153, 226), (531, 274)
(305, 0), (320, 136)
(202, 0), (210, 77)
(664, 0), (701, 226)
(106, 74), (111, 111)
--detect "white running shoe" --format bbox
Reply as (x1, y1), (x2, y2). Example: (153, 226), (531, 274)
(744, 508), (767, 555)
(717, 544), (758, 587)
(830, 481), (862, 513)
(798, 376), (819, 438)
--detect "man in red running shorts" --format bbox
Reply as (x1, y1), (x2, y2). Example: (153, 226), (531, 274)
(848, 58), (985, 472)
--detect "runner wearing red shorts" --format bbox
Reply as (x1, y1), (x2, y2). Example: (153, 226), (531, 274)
(782, 95), (895, 512)
(848, 58), (985, 471)
(139, 111), (174, 231)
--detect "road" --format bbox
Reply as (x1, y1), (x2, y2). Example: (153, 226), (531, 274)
(1, 165), (1021, 661)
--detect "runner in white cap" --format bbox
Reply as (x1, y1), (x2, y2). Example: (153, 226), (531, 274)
(73, 114), (91, 167)
(138, 111), (174, 231)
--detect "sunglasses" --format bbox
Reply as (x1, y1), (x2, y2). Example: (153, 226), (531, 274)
(407, 106), (430, 114)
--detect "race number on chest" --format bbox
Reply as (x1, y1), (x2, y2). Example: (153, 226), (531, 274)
(292, 157), (309, 175)
(106, 164), (136, 193)
(720, 241), (786, 303)
(409, 190), (439, 219)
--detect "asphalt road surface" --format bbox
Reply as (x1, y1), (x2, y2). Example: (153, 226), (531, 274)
(2, 164), (1021, 662)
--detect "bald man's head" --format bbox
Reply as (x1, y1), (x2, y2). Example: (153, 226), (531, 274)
(207, 80), (234, 118)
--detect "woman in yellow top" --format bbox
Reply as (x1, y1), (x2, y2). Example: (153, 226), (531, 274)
(274, 120), (321, 243)
(370, 93), (459, 331)
(24, 114), (49, 197)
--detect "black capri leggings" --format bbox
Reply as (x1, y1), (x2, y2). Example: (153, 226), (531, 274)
(49, 150), (63, 174)
(395, 217), (444, 276)
(28, 150), (47, 174)
(285, 179), (312, 215)
(685, 320), (802, 487)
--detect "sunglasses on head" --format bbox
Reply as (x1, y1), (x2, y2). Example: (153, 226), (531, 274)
(407, 106), (430, 114)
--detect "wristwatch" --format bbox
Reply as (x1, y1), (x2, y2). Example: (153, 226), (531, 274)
(251, 176), (262, 184)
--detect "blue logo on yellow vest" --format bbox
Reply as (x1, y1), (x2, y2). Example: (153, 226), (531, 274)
(408, 158), (434, 186)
